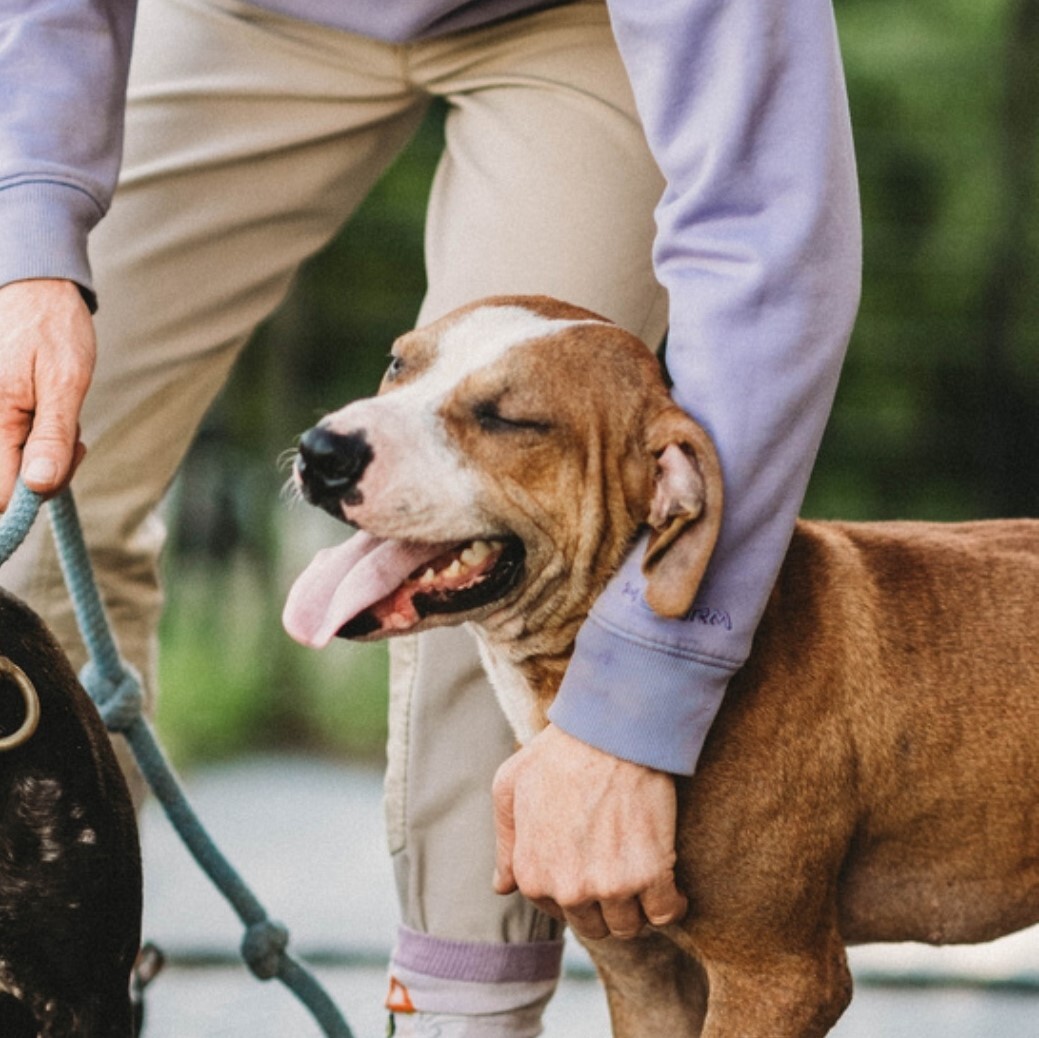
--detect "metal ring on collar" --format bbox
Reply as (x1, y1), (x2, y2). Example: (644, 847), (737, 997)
(0, 656), (42, 751)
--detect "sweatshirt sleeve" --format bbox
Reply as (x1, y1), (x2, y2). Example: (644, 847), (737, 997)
(0, 0), (137, 306)
(548, 0), (862, 774)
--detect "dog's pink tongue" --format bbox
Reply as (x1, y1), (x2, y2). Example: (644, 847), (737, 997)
(283, 531), (451, 648)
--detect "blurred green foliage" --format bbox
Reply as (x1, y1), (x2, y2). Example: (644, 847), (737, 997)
(812, 0), (1038, 520)
(156, 0), (1038, 765)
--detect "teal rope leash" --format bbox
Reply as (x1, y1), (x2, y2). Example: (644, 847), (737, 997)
(0, 483), (354, 1038)
(0, 479), (42, 564)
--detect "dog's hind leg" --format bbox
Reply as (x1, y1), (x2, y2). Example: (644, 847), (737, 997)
(584, 929), (708, 1037)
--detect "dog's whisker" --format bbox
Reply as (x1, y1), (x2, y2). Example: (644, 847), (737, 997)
(276, 447), (299, 473)
(279, 477), (304, 505)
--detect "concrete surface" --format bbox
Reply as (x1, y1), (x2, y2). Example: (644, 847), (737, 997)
(136, 756), (1039, 1037)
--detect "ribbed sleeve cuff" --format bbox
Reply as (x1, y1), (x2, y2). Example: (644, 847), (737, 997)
(0, 180), (102, 308)
(548, 611), (733, 776)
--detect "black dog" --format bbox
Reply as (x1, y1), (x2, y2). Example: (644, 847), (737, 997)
(0, 587), (141, 1037)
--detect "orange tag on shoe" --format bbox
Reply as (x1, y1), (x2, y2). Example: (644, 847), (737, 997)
(386, 975), (416, 1014)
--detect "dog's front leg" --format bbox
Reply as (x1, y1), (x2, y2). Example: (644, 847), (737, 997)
(583, 929), (707, 1037)
(695, 935), (852, 1038)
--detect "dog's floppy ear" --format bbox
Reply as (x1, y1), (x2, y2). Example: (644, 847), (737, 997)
(641, 408), (723, 618)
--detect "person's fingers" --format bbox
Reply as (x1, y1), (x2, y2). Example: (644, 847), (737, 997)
(640, 875), (688, 927)
(600, 897), (647, 940)
(0, 438), (86, 512)
(563, 902), (610, 941)
(0, 279), (96, 505)
(529, 896), (566, 923)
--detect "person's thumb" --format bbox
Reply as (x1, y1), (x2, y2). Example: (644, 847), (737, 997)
(22, 417), (85, 494)
(492, 756), (519, 894)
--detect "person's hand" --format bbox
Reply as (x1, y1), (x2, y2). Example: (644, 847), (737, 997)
(0, 279), (95, 510)
(492, 723), (687, 941)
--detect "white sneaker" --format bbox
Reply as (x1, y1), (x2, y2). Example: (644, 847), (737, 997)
(388, 1009), (544, 1037)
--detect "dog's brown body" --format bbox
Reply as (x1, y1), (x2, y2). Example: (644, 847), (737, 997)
(607, 518), (1039, 1036)
(285, 296), (1039, 1036)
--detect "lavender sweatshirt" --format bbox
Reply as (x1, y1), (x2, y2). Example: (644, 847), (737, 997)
(0, 0), (860, 774)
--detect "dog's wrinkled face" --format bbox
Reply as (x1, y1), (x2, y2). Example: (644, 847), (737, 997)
(283, 296), (719, 652)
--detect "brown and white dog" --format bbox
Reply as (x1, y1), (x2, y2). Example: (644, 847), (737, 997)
(284, 296), (1039, 1037)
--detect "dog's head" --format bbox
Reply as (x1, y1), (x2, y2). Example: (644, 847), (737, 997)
(283, 296), (722, 657)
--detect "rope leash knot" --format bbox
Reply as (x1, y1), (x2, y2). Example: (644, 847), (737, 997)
(243, 920), (291, 980)
(79, 659), (145, 732)
(0, 482), (354, 1037)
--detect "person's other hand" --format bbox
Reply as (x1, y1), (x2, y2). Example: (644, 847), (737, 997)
(0, 279), (94, 510)
(493, 723), (688, 940)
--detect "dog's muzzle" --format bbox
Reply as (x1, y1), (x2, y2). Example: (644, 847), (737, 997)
(296, 426), (373, 519)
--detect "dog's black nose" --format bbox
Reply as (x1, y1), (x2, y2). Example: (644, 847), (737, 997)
(296, 426), (373, 518)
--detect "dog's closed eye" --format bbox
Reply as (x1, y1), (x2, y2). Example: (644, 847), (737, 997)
(473, 400), (553, 435)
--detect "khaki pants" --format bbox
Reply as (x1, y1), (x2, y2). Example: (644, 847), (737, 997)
(3, 0), (666, 1016)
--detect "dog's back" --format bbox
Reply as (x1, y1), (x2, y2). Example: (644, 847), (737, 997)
(676, 518), (1039, 954)
(0, 589), (141, 1037)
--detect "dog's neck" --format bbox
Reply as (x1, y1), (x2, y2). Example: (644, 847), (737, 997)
(471, 626), (575, 745)
(469, 500), (651, 743)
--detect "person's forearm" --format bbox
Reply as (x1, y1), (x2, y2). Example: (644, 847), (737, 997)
(0, 0), (138, 301)
(551, 0), (862, 774)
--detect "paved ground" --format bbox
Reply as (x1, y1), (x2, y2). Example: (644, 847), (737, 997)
(137, 756), (1039, 1037)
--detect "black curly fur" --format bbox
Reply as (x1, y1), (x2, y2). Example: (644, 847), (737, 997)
(0, 589), (141, 1037)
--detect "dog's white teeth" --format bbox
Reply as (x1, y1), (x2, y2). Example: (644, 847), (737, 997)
(413, 540), (501, 590)
(462, 540), (493, 566)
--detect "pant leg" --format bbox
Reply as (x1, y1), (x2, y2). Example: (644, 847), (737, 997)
(384, 1), (667, 1024)
(0, 0), (428, 794)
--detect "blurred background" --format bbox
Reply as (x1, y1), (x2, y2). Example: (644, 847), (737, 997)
(154, 0), (1038, 767)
